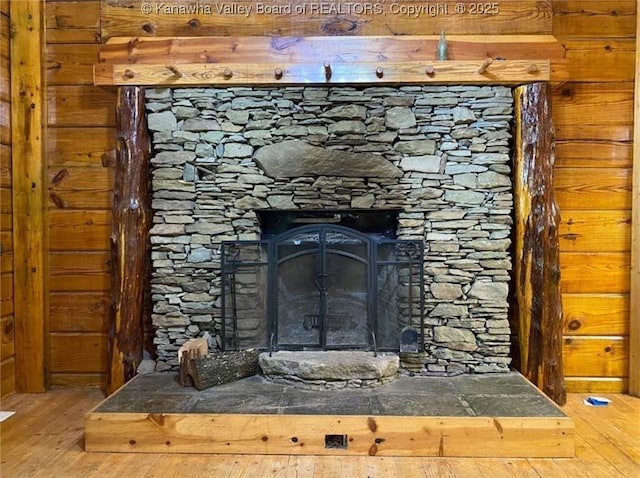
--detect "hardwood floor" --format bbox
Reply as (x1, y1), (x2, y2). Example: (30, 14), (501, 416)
(1, 389), (639, 477)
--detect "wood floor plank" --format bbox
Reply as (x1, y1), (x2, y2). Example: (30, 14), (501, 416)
(285, 455), (315, 477)
(472, 458), (519, 478)
(562, 397), (640, 477)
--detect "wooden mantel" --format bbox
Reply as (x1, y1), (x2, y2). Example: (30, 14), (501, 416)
(94, 35), (566, 87)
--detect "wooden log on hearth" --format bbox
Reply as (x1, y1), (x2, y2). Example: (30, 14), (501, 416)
(189, 350), (260, 391)
(513, 83), (566, 406)
(106, 86), (151, 395)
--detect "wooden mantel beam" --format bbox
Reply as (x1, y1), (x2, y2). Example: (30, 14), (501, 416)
(94, 60), (551, 87)
(94, 35), (567, 87)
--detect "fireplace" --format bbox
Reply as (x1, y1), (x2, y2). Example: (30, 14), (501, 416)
(148, 84), (514, 375)
(221, 210), (424, 352)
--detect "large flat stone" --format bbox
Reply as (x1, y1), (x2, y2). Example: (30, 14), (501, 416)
(259, 351), (399, 381)
(254, 140), (402, 178)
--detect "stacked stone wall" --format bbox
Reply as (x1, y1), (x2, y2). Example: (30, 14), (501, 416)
(147, 85), (514, 375)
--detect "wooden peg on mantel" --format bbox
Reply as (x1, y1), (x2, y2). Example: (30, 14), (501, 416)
(165, 64), (183, 78)
(222, 68), (233, 80)
(123, 69), (135, 79)
(425, 65), (435, 77)
(476, 58), (494, 75)
(274, 68), (283, 80)
(376, 67), (384, 79)
(527, 64), (539, 74)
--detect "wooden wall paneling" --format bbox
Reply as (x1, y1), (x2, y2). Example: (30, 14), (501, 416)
(1, 357), (16, 397)
(0, 12), (9, 100)
(50, 372), (105, 388)
(100, 0), (553, 39)
(1, 314), (15, 363)
(629, 0), (640, 396)
(563, 294), (629, 336)
(0, 100), (9, 145)
(47, 127), (116, 168)
(552, 2), (636, 393)
(0, 272), (12, 319)
(47, 44), (102, 86)
(552, 82), (634, 128)
(10, 0), (47, 392)
(555, 140), (632, 168)
(555, 124), (633, 143)
(562, 40), (635, 82)
(49, 252), (110, 292)
(554, 167), (631, 210)
(50, 332), (107, 373)
(552, 1), (637, 38)
(560, 252), (630, 294)
(564, 377), (626, 394)
(48, 166), (114, 210)
(0, 145), (10, 204)
(49, 209), (111, 251)
(558, 210), (631, 252)
(50, 292), (109, 333)
(46, 2), (115, 389)
(564, 336), (629, 378)
(45, 0), (101, 44)
(47, 86), (116, 127)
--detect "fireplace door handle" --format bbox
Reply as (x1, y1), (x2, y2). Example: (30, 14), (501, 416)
(314, 273), (329, 295)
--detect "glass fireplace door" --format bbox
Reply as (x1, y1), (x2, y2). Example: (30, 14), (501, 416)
(274, 225), (372, 349)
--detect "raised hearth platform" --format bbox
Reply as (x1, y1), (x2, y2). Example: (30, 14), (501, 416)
(85, 372), (574, 457)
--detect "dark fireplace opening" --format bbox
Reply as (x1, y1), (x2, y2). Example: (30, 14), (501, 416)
(221, 212), (424, 353)
(257, 209), (400, 239)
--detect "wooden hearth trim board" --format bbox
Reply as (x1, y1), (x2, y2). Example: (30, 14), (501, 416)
(85, 412), (574, 458)
(94, 35), (565, 87)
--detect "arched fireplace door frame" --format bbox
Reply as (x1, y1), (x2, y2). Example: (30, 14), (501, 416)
(221, 224), (424, 353)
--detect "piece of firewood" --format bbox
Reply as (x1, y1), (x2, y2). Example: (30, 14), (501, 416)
(178, 337), (208, 364)
(189, 350), (259, 391)
(177, 338), (209, 386)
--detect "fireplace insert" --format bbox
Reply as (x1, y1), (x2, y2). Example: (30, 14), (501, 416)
(221, 224), (424, 353)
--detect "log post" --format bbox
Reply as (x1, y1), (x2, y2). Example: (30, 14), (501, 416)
(107, 87), (151, 395)
(513, 83), (566, 405)
(11, 0), (47, 393)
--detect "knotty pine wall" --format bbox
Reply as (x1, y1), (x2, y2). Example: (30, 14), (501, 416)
(34, 0), (636, 393)
(0, 0), (15, 397)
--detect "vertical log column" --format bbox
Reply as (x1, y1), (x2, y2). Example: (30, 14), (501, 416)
(107, 87), (151, 395)
(11, 0), (47, 392)
(513, 83), (566, 405)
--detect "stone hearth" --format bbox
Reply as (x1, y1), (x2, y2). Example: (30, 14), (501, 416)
(258, 351), (399, 389)
(147, 85), (515, 376)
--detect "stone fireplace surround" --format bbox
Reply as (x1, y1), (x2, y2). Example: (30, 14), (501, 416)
(146, 84), (515, 376)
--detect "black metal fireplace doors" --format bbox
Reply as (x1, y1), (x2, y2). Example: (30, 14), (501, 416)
(221, 224), (424, 353)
